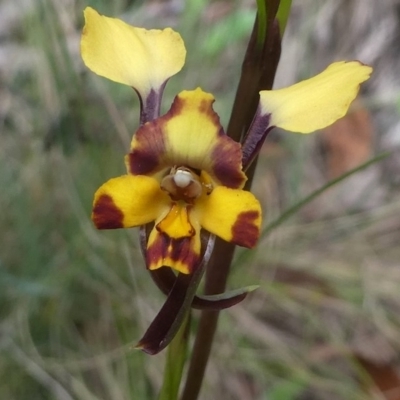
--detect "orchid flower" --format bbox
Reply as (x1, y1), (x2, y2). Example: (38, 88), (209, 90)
(81, 7), (372, 353)
(92, 87), (261, 275)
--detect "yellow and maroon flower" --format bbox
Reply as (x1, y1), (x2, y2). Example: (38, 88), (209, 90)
(80, 7), (372, 354)
(92, 88), (261, 274)
(81, 7), (372, 276)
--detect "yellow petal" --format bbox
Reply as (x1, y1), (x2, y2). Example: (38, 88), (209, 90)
(81, 7), (186, 98)
(259, 61), (372, 134)
(92, 175), (169, 229)
(194, 187), (261, 248)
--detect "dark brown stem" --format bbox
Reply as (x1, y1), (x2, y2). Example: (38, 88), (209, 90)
(180, 240), (235, 400)
(181, 4), (281, 399)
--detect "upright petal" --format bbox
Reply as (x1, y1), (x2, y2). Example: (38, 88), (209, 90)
(81, 7), (186, 99)
(259, 61), (372, 133)
(193, 187), (262, 248)
(127, 88), (247, 189)
(92, 175), (169, 229)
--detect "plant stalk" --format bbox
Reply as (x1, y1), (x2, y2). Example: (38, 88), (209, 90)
(181, 4), (282, 399)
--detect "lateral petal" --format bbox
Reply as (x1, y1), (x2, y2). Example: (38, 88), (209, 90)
(259, 61), (372, 133)
(81, 7), (186, 98)
(194, 187), (261, 248)
(92, 175), (169, 229)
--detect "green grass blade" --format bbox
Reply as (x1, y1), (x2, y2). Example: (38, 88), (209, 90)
(276, 0), (293, 35)
(158, 313), (191, 400)
(261, 152), (389, 239)
(256, 0), (267, 45)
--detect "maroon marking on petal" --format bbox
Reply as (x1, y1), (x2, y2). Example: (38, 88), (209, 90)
(92, 194), (124, 229)
(128, 121), (166, 175)
(128, 92), (188, 176)
(212, 138), (246, 188)
(198, 98), (225, 136)
(231, 210), (260, 248)
(169, 237), (199, 270)
(147, 233), (164, 259)
(167, 93), (185, 117)
(146, 231), (167, 265)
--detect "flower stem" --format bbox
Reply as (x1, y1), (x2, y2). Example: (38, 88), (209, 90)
(180, 239), (235, 400)
(181, 3), (282, 399)
(159, 313), (191, 400)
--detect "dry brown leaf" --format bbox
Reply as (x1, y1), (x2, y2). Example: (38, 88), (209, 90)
(322, 103), (374, 179)
(357, 355), (400, 400)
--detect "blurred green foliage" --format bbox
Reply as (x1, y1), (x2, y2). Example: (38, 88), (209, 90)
(1, 0), (399, 399)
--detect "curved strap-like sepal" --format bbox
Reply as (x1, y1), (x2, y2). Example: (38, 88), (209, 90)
(194, 285), (259, 310)
(135, 234), (215, 355)
(149, 267), (258, 310)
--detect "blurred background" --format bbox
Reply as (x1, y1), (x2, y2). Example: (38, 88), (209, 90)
(1, 0), (400, 399)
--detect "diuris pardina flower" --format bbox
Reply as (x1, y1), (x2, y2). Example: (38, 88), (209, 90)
(82, 7), (261, 275)
(92, 87), (261, 275)
(81, 7), (372, 353)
